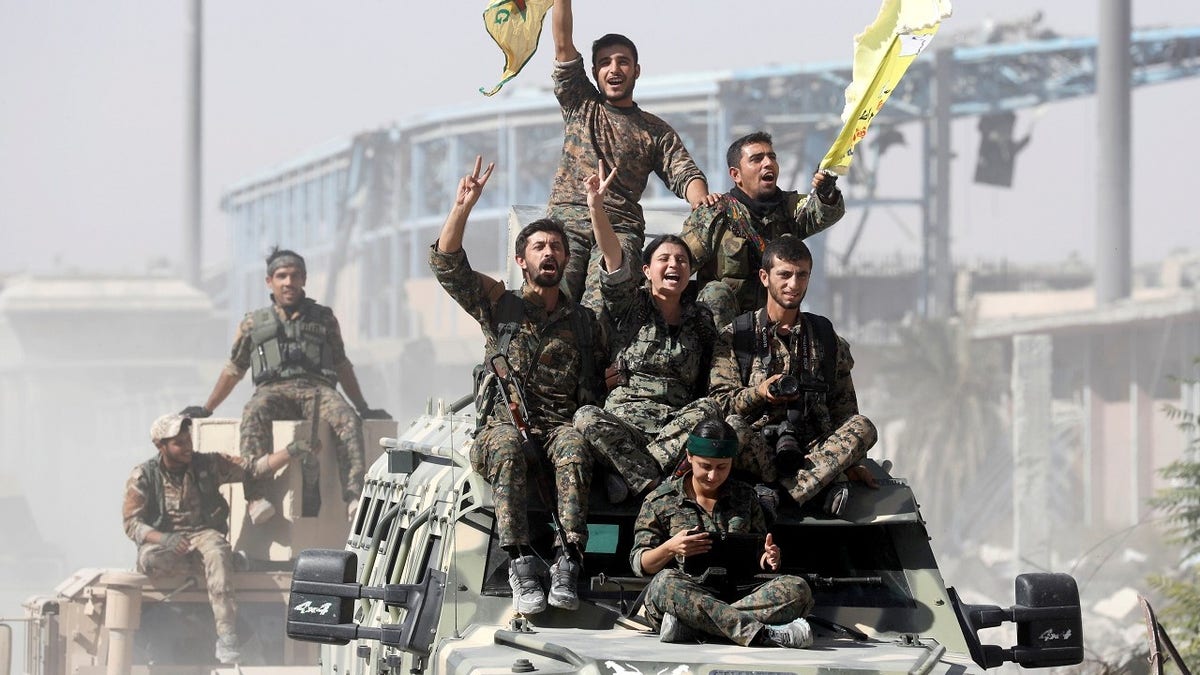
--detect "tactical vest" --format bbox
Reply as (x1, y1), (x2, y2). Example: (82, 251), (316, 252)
(139, 454), (232, 535)
(249, 300), (338, 386)
(475, 292), (599, 428)
(731, 309), (837, 390)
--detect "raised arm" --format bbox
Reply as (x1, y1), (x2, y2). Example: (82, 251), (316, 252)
(585, 160), (623, 272)
(436, 156), (495, 254)
(552, 0), (579, 63)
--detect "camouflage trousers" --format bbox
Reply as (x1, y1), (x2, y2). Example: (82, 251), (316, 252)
(696, 280), (739, 332)
(547, 206), (644, 313)
(574, 398), (722, 495)
(727, 413), (877, 505)
(137, 529), (237, 638)
(240, 379), (365, 503)
(644, 568), (814, 646)
(472, 422), (592, 550)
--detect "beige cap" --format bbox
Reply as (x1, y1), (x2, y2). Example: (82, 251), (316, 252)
(150, 413), (189, 443)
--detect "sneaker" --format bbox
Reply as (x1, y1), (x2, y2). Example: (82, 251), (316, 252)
(215, 634), (241, 664)
(547, 555), (580, 610)
(508, 555), (547, 614)
(762, 617), (814, 649)
(659, 612), (698, 643)
(605, 473), (630, 504)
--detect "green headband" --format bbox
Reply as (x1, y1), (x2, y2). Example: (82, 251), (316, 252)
(686, 435), (739, 458)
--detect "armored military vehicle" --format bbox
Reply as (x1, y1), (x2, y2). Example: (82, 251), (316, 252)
(7, 416), (397, 675)
(285, 397), (1084, 675)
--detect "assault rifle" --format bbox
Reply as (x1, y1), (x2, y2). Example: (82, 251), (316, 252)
(487, 354), (572, 552)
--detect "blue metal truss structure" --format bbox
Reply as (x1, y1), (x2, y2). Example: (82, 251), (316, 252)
(220, 28), (1200, 337)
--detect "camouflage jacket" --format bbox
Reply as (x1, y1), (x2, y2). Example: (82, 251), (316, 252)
(598, 262), (718, 433)
(429, 244), (606, 431)
(548, 57), (705, 229)
(123, 452), (273, 545)
(630, 472), (766, 577)
(709, 308), (859, 437)
(225, 295), (350, 383)
(681, 190), (845, 316)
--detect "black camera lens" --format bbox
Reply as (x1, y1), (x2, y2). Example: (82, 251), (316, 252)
(768, 375), (800, 398)
(774, 434), (805, 473)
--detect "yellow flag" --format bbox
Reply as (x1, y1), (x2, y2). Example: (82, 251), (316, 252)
(480, 0), (554, 96)
(820, 0), (952, 174)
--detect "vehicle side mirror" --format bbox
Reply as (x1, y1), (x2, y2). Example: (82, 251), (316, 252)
(950, 572), (1083, 669)
(1012, 573), (1083, 668)
(287, 548), (447, 654)
(287, 549), (358, 645)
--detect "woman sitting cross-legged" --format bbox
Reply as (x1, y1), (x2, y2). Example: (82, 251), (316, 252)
(630, 419), (815, 648)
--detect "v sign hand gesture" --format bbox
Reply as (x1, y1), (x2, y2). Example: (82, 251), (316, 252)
(436, 156), (497, 256)
(456, 155), (495, 208)
(585, 160), (623, 272)
(584, 159), (618, 209)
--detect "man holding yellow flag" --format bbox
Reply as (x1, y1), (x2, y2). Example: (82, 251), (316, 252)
(680, 0), (950, 329)
(681, 133), (846, 330)
(547, 0), (718, 311)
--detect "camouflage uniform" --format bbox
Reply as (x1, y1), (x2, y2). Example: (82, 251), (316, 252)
(226, 300), (365, 503)
(549, 56), (706, 310)
(430, 244), (605, 550)
(123, 452), (275, 638)
(631, 473), (813, 645)
(574, 262), (721, 494)
(681, 191), (845, 329)
(709, 308), (877, 504)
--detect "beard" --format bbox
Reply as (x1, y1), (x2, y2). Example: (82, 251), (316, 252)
(528, 265), (564, 288)
(768, 284), (804, 310)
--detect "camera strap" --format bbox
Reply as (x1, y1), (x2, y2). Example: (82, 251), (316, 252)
(795, 315), (814, 380)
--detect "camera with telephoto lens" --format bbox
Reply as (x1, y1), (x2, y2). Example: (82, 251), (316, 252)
(761, 408), (807, 474)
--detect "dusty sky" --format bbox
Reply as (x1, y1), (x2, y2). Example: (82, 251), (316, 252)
(1, 1), (1198, 276)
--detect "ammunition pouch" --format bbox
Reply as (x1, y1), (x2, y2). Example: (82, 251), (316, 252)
(248, 303), (338, 387)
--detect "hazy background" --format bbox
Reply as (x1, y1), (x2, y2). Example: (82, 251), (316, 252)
(1, 0), (1198, 279)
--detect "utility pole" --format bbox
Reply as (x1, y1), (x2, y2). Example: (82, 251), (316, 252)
(1096, 0), (1132, 304)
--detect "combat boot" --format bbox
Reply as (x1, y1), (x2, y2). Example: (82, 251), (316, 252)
(507, 555), (547, 614)
(547, 554), (580, 610)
